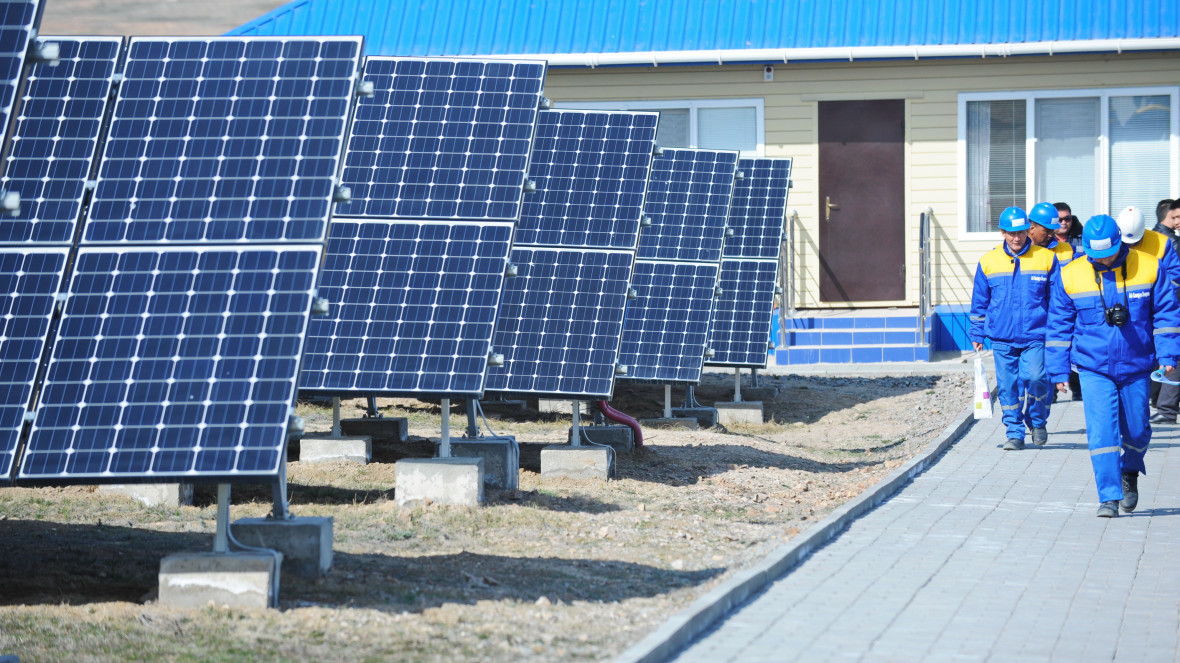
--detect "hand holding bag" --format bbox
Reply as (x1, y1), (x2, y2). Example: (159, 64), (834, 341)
(973, 354), (993, 419)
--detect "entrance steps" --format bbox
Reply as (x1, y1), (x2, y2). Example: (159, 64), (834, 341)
(774, 308), (932, 365)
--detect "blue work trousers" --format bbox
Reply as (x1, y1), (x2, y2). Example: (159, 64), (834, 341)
(1078, 369), (1150, 503)
(992, 341), (1049, 440)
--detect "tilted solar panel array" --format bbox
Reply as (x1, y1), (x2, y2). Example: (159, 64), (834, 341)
(485, 108), (658, 400)
(618, 148), (739, 383)
(301, 57), (547, 398)
(14, 36), (364, 484)
(0, 0), (42, 160)
(707, 157), (792, 367)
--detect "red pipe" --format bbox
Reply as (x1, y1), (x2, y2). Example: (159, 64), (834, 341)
(596, 400), (644, 448)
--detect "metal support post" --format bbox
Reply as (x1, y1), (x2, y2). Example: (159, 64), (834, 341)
(751, 367), (760, 388)
(734, 367), (742, 403)
(331, 397), (341, 437)
(366, 396), (380, 418)
(213, 484), (231, 553)
(270, 460), (290, 520)
(664, 384), (672, 419)
(465, 398), (479, 438)
(571, 401), (582, 446)
(439, 398), (451, 457)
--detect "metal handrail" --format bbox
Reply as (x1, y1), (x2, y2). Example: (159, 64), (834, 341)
(777, 209), (799, 348)
(918, 206), (933, 346)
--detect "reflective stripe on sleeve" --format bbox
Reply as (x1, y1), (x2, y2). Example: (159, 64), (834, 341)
(970, 315), (986, 321)
(1124, 442), (1148, 453)
(1155, 328), (1180, 334)
(1046, 340), (1071, 347)
(1090, 446), (1121, 456)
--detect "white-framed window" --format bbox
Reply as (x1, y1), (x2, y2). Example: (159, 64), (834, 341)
(556, 98), (765, 156)
(958, 87), (1180, 239)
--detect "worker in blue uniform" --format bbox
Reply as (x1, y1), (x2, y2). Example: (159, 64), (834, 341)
(1046, 214), (1180, 518)
(1027, 202), (1075, 265)
(970, 207), (1058, 450)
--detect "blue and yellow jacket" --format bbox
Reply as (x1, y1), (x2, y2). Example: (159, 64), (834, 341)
(1131, 228), (1180, 288)
(969, 242), (1058, 346)
(1047, 238), (1074, 265)
(1046, 246), (1180, 384)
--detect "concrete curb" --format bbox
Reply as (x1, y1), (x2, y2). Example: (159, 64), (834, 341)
(614, 406), (977, 663)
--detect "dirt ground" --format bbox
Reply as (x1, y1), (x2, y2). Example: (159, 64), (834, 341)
(0, 369), (972, 662)
(39, 0), (289, 36)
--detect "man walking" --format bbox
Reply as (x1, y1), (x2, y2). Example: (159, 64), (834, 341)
(970, 207), (1058, 450)
(1028, 202), (1075, 265)
(1047, 215), (1180, 517)
(1149, 199), (1180, 424)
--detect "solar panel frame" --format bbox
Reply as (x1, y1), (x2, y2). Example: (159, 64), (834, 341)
(19, 244), (321, 483)
(724, 157), (792, 260)
(635, 147), (739, 263)
(300, 217), (514, 398)
(0, 36), (121, 245)
(336, 56), (548, 221)
(0, 0), (44, 166)
(0, 246), (68, 484)
(707, 258), (779, 368)
(81, 36), (364, 246)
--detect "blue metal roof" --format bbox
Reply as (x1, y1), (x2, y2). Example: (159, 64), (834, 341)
(228, 0), (1180, 61)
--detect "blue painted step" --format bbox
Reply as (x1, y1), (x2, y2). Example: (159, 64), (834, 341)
(773, 309), (932, 365)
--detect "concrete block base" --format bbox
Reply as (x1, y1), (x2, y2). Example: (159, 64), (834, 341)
(231, 516), (333, 579)
(298, 435), (371, 464)
(451, 437), (519, 491)
(396, 457), (484, 506)
(99, 483), (193, 507)
(638, 417), (699, 430)
(340, 417), (407, 444)
(715, 401), (764, 426)
(541, 445), (613, 481)
(158, 551), (281, 609)
(569, 425), (634, 453)
(671, 407), (718, 428)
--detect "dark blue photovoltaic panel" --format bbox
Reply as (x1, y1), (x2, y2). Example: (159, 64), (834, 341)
(708, 259), (778, 367)
(301, 219), (513, 396)
(514, 109), (658, 250)
(617, 260), (720, 383)
(82, 37), (362, 245)
(0, 1), (42, 158)
(0, 248), (66, 482)
(19, 246), (319, 481)
(636, 148), (738, 262)
(0, 37), (120, 245)
(485, 247), (633, 399)
(724, 157), (792, 259)
(337, 57), (547, 221)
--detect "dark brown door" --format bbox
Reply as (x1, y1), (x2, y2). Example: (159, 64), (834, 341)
(818, 100), (906, 302)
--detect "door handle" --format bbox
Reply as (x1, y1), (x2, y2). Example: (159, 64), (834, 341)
(825, 196), (839, 221)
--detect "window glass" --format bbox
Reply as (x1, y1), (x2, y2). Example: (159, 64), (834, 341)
(966, 99), (1025, 232)
(1109, 94), (1171, 217)
(652, 108), (689, 148)
(1035, 97), (1099, 222)
(697, 106), (757, 153)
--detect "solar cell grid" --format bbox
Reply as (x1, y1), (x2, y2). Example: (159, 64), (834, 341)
(0, 37), (120, 245)
(724, 157), (792, 259)
(301, 218), (513, 397)
(83, 36), (363, 245)
(0, 247), (67, 483)
(616, 260), (720, 383)
(20, 245), (319, 481)
(708, 259), (778, 367)
(0, 0), (42, 163)
(513, 109), (658, 250)
(636, 147), (739, 262)
(337, 57), (547, 221)
(484, 246), (633, 399)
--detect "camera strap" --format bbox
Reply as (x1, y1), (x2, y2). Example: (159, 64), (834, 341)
(1092, 261), (1130, 315)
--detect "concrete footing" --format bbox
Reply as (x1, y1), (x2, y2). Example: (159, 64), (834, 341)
(541, 445), (613, 480)
(99, 483), (193, 507)
(639, 417), (699, 430)
(158, 551), (281, 609)
(298, 434), (371, 464)
(569, 425), (634, 453)
(395, 457), (484, 506)
(340, 417), (407, 444)
(671, 407), (718, 428)
(231, 516), (333, 579)
(715, 401), (764, 426)
(451, 437), (519, 491)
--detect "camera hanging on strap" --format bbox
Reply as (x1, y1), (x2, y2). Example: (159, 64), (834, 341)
(1093, 262), (1130, 327)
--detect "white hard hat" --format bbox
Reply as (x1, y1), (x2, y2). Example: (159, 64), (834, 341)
(1116, 206), (1146, 244)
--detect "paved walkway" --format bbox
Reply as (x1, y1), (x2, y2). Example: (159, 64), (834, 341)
(673, 400), (1180, 662)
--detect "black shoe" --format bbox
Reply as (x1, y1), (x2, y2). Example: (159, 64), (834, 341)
(1097, 501), (1119, 518)
(1031, 428), (1048, 446)
(1121, 473), (1139, 512)
(1150, 413), (1175, 424)
(1003, 438), (1025, 451)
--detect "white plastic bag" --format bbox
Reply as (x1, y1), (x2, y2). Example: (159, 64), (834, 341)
(973, 355), (993, 419)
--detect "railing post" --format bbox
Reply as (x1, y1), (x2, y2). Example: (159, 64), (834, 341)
(778, 209), (798, 349)
(918, 207), (933, 347)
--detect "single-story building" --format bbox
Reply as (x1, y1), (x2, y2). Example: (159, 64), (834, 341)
(231, 0), (1180, 361)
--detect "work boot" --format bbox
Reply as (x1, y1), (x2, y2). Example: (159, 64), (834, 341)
(1149, 412), (1175, 424)
(1096, 501), (1119, 518)
(1031, 428), (1048, 446)
(1003, 438), (1024, 451)
(1121, 472), (1139, 513)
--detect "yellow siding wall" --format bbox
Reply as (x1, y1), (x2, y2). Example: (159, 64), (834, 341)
(541, 52), (1180, 308)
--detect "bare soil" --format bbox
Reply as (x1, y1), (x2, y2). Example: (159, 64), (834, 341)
(0, 370), (971, 662)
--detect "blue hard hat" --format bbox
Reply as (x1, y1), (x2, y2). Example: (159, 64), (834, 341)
(1083, 214), (1122, 259)
(1028, 202), (1059, 230)
(998, 206), (1030, 232)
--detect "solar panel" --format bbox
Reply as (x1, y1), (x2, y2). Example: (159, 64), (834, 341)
(336, 57), (547, 221)
(19, 245), (320, 482)
(0, 37), (121, 245)
(0, 0), (43, 160)
(616, 260), (721, 383)
(708, 259), (779, 367)
(512, 109), (658, 250)
(484, 247), (634, 399)
(82, 36), (363, 245)
(636, 147), (738, 262)
(300, 218), (513, 397)
(0, 247), (67, 483)
(724, 157), (792, 259)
